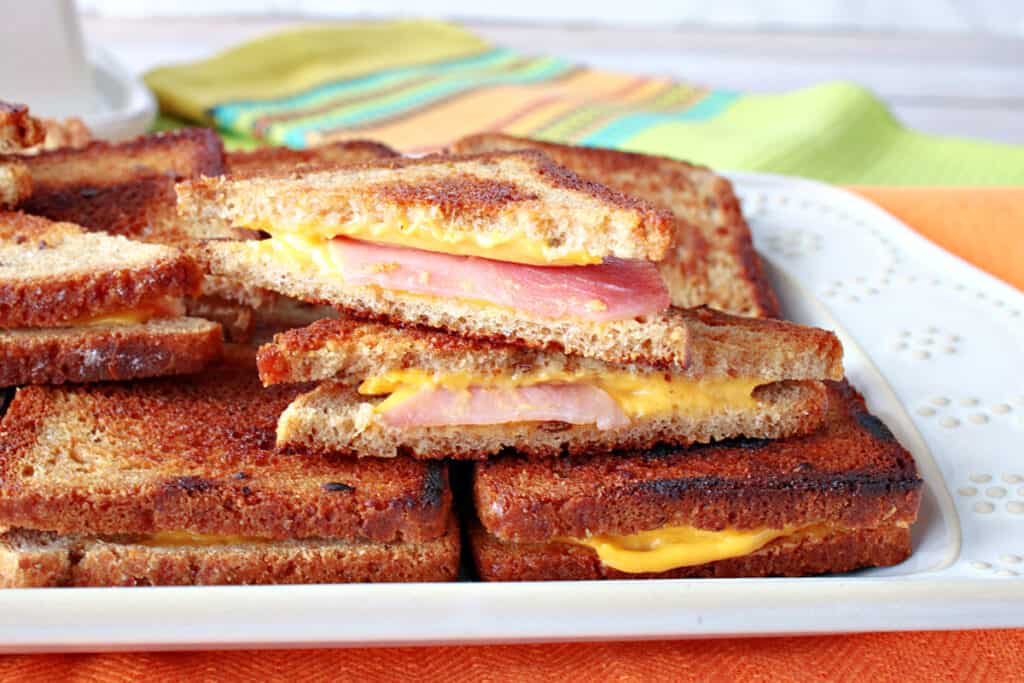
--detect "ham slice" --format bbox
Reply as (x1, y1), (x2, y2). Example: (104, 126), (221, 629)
(378, 383), (630, 431)
(326, 237), (669, 322)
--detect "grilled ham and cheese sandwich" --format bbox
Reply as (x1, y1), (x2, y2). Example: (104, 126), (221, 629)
(452, 134), (779, 318)
(0, 212), (222, 387)
(256, 310), (843, 459)
(470, 381), (922, 580)
(180, 150), (713, 368)
(0, 349), (459, 587)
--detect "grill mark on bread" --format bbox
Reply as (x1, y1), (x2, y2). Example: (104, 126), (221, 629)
(855, 411), (896, 442)
(372, 175), (540, 219)
(226, 140), (398, 179)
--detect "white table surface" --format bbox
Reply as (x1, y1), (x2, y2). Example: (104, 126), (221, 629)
(82, 16), (1024, 144)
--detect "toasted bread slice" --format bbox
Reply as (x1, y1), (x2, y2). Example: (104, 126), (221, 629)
(277, 379), (827, 460)
(0, 103), (45, 153)
(256, 313), (843, 386)
(453, 134), (778, 317)
(0, 213), (201, 327)
(0, 161), (30, 209)
(0, 317), (223, 387)
(470, 522), (911, 581)
(474, 381), (921, 543)
(8, 128), (228, 244)
(178, 150), (677, 264)
(0, 513), (460, 587)
(0, 349), (451, 543)
(226, 140), (399, 178)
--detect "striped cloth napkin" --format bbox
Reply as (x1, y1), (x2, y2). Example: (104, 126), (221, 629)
(145, 20), (1024, 186)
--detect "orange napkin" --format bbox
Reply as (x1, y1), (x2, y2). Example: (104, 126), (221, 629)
(1, 187), (1020, 680)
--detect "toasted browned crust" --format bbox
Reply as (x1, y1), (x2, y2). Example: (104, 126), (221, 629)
(8, 129), (230, 244)
(276, 379), (828, 460)
(257, 309), (843, 386)
(469, 522), (911, 581)
(178, 150), (677, 263)
(474, 381), (921, 542)
(0, 514), (460, 587)
(0, 317), (223, 387)
(452, 134), (780, 317)
(6, 128), (224, 192)
(0, 161), (30, 209)
(0, 349), (451, 543)
(0, 213), (203, 327)
(226, 140), (399, 178)
(0, 103), (46, 153)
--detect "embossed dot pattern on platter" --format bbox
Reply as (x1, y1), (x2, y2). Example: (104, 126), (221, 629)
(971, 561), (992, 570)
(970, 473), (992, 483)
(969, 414), (990, 425)
(974, 502), (995, 514)
(1003, 474), (1023, 484)
(916, 406), (935, 417)
(1001, 555), (1022, 564)
(932, 397), (951, 407)
(995, 570), (1019, 577)
(957, 487), (977, 496)
(961, 398), (979, 407)
(1008, 502), (1024, 514)
(993, 404), (1012, 414)
(986, 487), (1007, 498)
(940, 417), (959, 428)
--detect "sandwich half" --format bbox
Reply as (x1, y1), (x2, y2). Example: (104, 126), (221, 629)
(0, 212), (222, 387)
(0, 349), (459, 587)
(182, 150), (710, 368)
(257, 310), (843, 459)
(470, 380), (922, 580)
(453, 133), (778, 317)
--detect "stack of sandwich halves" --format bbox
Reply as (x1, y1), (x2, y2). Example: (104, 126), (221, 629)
(0, 104), (920, 586)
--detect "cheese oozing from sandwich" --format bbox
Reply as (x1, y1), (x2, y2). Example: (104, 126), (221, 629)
(138, 531), (272, 547)
(558, 523), (814, 573)
(65, 296), (186, 327)
(358, 368), (762, 430)
(252, 233), (670, 323)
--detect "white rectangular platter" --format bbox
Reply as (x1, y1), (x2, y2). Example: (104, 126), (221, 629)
(1, 172), (1021, 652)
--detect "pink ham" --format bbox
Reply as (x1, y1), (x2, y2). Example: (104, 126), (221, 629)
(326, 237), (669, 322)
(378, 383), (630, 431)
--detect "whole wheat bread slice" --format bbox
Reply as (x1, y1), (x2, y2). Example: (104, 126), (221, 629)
(226, 140), (399, 178)
(276, 379), (828, 460)
(0, 212), (202, 327)
(452, 134), (778, 317)
(0, 317), (223, 387)
(256, 312), (843, 386)
(0, 514), (460, 587)
(178, 150), (678, 264)
(0, 349), (451, 543)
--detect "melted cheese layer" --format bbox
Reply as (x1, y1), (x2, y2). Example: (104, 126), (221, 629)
(559, 524), (809, 573)
(67, 297), (184, 327)
(250, 221), (602, 266)
(138, 532), (271, 547)
(358, 368), (762, 420)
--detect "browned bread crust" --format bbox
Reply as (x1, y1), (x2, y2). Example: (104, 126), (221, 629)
(0, 349), (451, 543)
(0, 317), (223, 387)
(469, 522), (911, 581)
(226, 140), (399, 178)
(276, 379), (828, 460)
(257, 310), (843, 386)
(0, 513), (460, 587)
(8, 129), (229, 244)
(178, 150), (678, 263)
(0, 103), (45, 153)
(0, 213), (203, 327)
(474, 381), (921, 542)
(452, 134), (779, 317)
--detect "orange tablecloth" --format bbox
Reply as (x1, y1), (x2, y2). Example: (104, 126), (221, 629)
(1, 187), (1021, 681)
